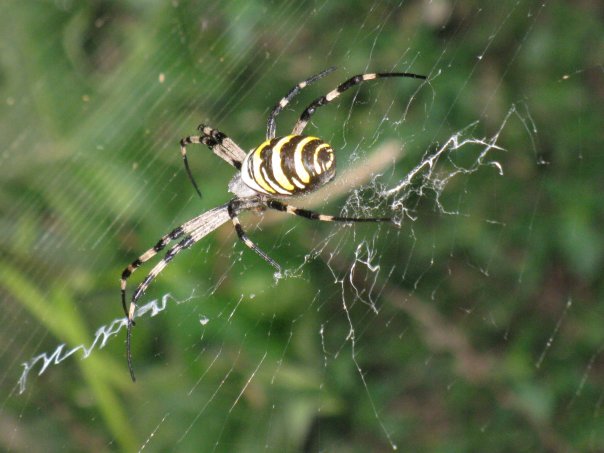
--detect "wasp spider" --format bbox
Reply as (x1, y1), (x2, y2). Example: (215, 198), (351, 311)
(121, 67), (426, 380)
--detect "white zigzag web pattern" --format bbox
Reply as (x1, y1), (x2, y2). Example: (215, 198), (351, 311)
(18, 293), (176, 393)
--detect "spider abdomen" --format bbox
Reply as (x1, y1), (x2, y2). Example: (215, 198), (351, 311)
(240, 135), (335, 196)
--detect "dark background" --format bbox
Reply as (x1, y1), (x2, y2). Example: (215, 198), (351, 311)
(1, 1), (603, 451)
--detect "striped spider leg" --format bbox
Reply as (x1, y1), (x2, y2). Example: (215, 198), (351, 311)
(266, 66), (336, 140)
(266, 199), (393, 224)
(291, 71), (426, 135)
(227, 198), (282, 274)
(180, 125), (247, 197)
(122, 197), (283, 381)
(121, 203), (231, 380)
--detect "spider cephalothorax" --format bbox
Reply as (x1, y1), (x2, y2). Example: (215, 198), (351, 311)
(121, 67), (426, 380)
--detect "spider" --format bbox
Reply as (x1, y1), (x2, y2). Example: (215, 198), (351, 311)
(121, 67), (426, 380)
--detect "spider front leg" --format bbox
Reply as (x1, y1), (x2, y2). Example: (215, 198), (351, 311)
(266, 199), (394, 223)
(122, 203), (232, 381)
(180, 125), (247, 197)
(120, 224), (188, 318)
(125, 233), (197, 381)
(119, 208), (226, 318)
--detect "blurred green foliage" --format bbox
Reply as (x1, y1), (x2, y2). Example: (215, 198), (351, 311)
(1, 0), (603, 452)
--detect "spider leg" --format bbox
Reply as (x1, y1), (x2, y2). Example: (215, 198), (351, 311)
(266, 199), (393, 223)
(126, 234), (197, 381)
(121, 204), (231, 317)
(227, 200), (282, 274)
(120, 224), (187, 319)
(119, 207), (227, 319)
(291, 72), (426, 135)
(123, 203), (231, 381)
(266, 66), (337, 140)
(180, 125), (247, 197)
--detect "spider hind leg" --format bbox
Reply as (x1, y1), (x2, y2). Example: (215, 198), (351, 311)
(266, 66), (337, 140)
(266, 199), (393, 223)
(292, 71), (426, 135)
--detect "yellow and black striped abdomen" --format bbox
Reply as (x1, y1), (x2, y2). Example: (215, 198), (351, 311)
(240, 135), (336, 196)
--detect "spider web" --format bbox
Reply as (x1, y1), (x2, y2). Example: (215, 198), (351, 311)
(2, 1), (603, 452)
